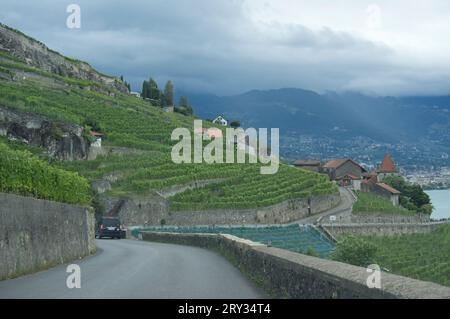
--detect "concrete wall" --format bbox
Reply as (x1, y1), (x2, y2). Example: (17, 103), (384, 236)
(322, 221), (448, 237)
(0, 193), (95, 280)
(104, 192), (340, 227)
(335, 212), (430, 224)
(140, 231), (450, 299)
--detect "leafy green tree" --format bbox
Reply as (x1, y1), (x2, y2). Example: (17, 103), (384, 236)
(176, 96), (193, 115)
(420, 203), (434, 215)
(84, 118), (102, 132)
(383, 176), (432, 214)
(230, 120), (241, 128)
(175, 105), (193, 116)
(304, 247), (318, 257)
(141, 78), (160, 101)
(164, 80), (174, 106)
(331, 236), (378, 267)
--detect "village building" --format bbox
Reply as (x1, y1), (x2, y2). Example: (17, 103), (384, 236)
(90, 131), (104, 148)
(130, 91), (141, 98)
(377, 154), (399, 181)
(361, 174), (401, 206)
(322, 159), (367, 189)
(293, 160), (321, 172)
(335, 174), (363, 190)
(212, 116), (228, 126)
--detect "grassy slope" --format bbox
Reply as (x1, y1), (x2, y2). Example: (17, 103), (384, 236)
(353, 191), (415, 215)
(0, 50), (337, 210)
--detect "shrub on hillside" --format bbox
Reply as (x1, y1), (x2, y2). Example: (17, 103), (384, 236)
(330, 236), (378, 267)
(0, 143), (91, 205)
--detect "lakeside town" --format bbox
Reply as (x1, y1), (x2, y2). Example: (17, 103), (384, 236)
(280, 133), (450, 190)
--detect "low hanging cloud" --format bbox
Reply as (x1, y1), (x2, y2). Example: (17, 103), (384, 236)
(1, 0), (449, 96)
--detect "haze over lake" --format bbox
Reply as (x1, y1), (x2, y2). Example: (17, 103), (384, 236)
(426, 190), (450, 220)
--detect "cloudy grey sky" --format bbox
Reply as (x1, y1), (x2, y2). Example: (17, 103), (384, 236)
(1, 0), (450, 96)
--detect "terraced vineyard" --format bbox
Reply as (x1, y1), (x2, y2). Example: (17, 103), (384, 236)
(170, 166), (336, 210)
(335, 225), (450, 287)
(0, 46), (338, 210)
(134, 224), (336, 258)
(57, 150), (337, 209)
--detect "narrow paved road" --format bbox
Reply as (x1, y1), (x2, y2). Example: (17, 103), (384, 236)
(292, 187), (355, 224)
(0, 239), (266, 299)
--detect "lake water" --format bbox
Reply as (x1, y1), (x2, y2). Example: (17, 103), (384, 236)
(426, 189), (450, 220)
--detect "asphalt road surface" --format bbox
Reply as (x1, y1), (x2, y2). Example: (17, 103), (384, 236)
(291, 187), (356, 225)
(0, 239), (266, 299)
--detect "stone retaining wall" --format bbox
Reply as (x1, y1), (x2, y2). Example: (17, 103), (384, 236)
(335, 212), (430, 224)
(140, 231), (450, 299)
(105, 193), (340, 227)
(0, 192), (95, 280)
(322, 221), (448, 237)
(166, 193), (340, 226)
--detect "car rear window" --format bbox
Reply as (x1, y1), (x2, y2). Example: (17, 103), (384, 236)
(102, 218), (120, 227)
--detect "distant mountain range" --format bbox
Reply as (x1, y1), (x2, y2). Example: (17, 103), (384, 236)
(178, 88), (450, 169)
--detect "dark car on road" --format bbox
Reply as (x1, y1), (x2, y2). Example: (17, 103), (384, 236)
(95, 217), (124, 239)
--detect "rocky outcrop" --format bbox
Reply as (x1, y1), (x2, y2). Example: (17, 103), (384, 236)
(0, 106), (89, 160)
(0, 23), (128, 94)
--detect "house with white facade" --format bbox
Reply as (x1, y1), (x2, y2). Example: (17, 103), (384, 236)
(212, 116), (228, 126)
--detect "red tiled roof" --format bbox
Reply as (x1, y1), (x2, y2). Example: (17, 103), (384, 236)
(379, 154), (397, 173)
(90, 131), (104, 137)
(323, 159), (367, 172)
(323, 159), (347, 169)
(376, 182), (401, 194)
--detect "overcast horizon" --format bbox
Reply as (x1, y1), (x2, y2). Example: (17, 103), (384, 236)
(1, 0), (450, 96)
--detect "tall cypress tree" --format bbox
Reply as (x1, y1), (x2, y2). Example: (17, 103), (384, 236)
(164, 80), (174, 106)
(141, 80), (149, 98)
(149, 78), (159, 100)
